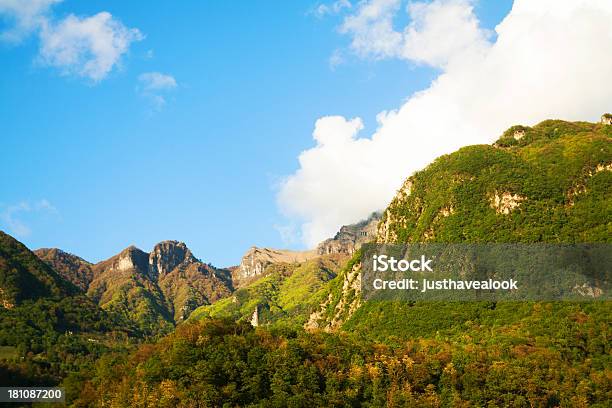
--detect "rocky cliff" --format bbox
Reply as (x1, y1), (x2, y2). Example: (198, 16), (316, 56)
(233, 247), (317, 287)
(149, 241), (195, 278)
(232, 214), (382, 287)
(316, 212), (381, 256)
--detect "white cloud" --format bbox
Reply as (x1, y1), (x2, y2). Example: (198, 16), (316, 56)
(139, 71), (177, 91)
(329, 48), (344, 69)
(0, 0), (60, 41)
(38, 12), (143, 81)
(138, 71), (177, 109)
(279, 0), (612, 247)
(401, 0), (490, 68)
(0, 199), (58, 238)
(0, 1), (143, 81)
(313, 0), (352, 18)
(340, 0), (402, 59)
(340, 0), (490, 66)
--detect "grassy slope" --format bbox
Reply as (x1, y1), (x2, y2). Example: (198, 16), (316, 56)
(190, 254), (345, 327)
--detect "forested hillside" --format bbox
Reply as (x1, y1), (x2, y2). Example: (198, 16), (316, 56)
(0, 233), (137, 386)
(309, 119), (611, 333)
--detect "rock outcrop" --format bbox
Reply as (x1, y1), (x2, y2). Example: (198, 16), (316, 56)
(316, 212), (381, 256)
(149, 241), (196, 278)
(232, 214), (381, 288)
(489, 191), (525, 215)
(233, 247), (317, 287)
(250, 305), (259, 327)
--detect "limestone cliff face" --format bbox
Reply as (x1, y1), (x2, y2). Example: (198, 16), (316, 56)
(233, 247), (317, 287)
(233, 215), (381, 288)
(149, 241), (196, 279)
(317, 212), (381, 255)
(88, 246), (159, 308)
(304, 261), (361, 332)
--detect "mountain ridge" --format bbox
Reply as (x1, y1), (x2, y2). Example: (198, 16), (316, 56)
(36, 239), (233, 333)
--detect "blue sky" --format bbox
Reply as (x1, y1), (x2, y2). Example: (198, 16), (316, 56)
(1, 1), (514, 266)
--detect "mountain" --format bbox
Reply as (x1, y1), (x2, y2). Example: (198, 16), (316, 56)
(88, 240), (232, 332)
(316, 211), (381, 255)
(376, 119), (611, 244)
(34, 240), (233, 334)
(232, 247), (317, 287)
(308, 119), (611, 332)
(0, 232), (77, 308)
(34, 248), (93, 291)
(88, 245), (171, 333)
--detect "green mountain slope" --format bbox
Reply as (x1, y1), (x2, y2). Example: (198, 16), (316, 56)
(378, 120), (611, 244)
(309, 120), (611, 334)
(190, 254), (345, 327)
(0, 233), (136, 386)
(0, 231), (77, 307)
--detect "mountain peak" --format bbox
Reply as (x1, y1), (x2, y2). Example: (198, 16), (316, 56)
(149, 240), (196, 278)
(97, 245), (150, 275)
